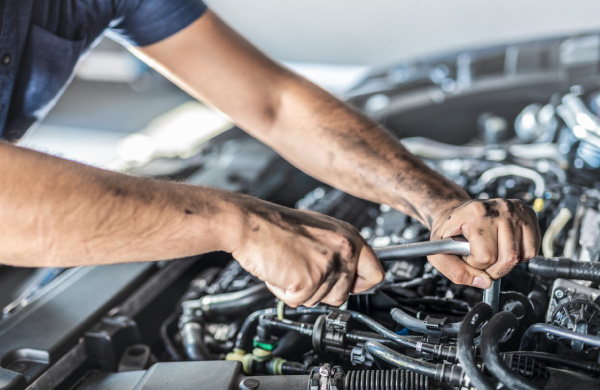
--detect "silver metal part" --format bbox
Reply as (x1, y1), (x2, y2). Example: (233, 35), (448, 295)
(374, 238), (471, 261)
(355, 239), (471, 295)
(483, 279), (502, 314)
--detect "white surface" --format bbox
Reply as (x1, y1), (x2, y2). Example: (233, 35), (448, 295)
(25, 62), (366, 167)
(207, 0), (600, 66)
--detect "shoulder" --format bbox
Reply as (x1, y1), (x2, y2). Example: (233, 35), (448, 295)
(108, 0), (209, 47)
(28, 0), (208, 47)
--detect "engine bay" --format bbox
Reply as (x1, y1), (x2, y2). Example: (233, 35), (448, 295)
(1, 33), (600, 390)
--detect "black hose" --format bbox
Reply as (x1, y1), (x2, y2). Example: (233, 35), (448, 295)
(160, 310), (183, 361)
(199, 283), (274, 317)
(235, 306), (329, 350)
(365, 341), (464, 386)
(344, 370), (432, 390)
(528, 257), (600, 283)
(346, 330), (394, 345)
(390, 308), (460, 337)
(347, 310), (457, 361)
(365, 341), (442, 378)
(180, 322), (213, 361)
(457, 302), (495, 390)
(511, 351), (600, 375)
(234, 308), (277, 350)
(279, 362), (309, 375)
(480, 312), (540, 390)
(520, 323), (600, 351)
(347, 310), (420, 350)
(261, 317), (314, 335)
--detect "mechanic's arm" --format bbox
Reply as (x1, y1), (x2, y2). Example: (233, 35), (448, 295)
(0, 142), (383, 306)
(134, 10), (541, 287)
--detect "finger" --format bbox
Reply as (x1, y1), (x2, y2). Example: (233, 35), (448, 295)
(303, 275), (336, 307)
(428, 253), (492, 289)
(486, 221), (521, 279)
(321, 269), (355, 306)
(462, 224), (498, 270)
(351, 245), (385, 294)
(265, 281), (314, 308)
(521, 223), (540, 261)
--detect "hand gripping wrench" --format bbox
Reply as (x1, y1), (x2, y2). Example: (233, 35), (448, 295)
(365, 238), (501, 312)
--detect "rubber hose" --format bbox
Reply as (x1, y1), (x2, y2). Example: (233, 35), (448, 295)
(365, 341), (464, 387)
(390, 308), (460, 337)
(511, 351), (600, 375)
(180, 322), (213, 361)
(235, 308), (276, 350)
(236, 306), (329, 350)
(480, 312), (540, 390)
(457, 302), (495, 390)
(520, 323), (600, 351)
(344, 370), (430, 390)
(348, 310), (458, 361)
(200, 283), (274, 316)
(528, 257), (600, 283)
(365, 341), (441, 378)
(541, 208), (572, 257)
(347, 310), (420, 350)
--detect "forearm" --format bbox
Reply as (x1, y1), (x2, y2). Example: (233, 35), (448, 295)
(0, 143), (241, 267)
(268, 76), (469, 228)
(132, 12), (466, 228)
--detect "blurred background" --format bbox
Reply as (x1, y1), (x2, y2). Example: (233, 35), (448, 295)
(20, 0), (600, 167)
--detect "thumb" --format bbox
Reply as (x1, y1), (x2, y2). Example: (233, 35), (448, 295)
(428, 254), (492, 289)
(352, 245), (385, 293)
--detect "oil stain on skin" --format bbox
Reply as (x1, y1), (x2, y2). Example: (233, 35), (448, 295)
(482, 202), (500, 219)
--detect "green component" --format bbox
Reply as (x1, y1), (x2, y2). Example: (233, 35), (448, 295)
(253, 339), (278, 351)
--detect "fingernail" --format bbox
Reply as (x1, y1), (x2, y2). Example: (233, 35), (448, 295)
(472, 276), (491, 289)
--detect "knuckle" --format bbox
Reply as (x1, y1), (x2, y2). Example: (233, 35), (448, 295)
(523, 248), (537, 261)
(503, 251), (520, 267)
(326, 297), (346, 307)
(477, 253), (496, 268)
(338, 237), (357, 259)
(285, 300), (301, 308)
(514, 199), (528, 208)
(473, 202), (487, 215)
(288, 282), (304, 294)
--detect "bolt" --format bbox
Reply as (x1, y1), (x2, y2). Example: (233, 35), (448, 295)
(10, 362), (28, 372)
(554, 289), (565, 299)
(319, 364), (331, 390)
(240, 378), (260, 389)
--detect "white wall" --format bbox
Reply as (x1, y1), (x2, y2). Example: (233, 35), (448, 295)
(206, 0), (600, 66)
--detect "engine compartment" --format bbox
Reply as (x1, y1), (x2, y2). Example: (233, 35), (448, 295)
(1, 33), (600, 390)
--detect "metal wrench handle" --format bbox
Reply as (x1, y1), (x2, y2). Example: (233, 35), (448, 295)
(374, 238), (471, 261)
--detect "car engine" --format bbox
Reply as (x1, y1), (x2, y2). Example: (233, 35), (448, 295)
(1, 33), (600, 390)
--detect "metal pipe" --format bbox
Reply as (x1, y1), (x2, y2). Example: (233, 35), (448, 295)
(478, 165), (546, 198)
(482, 279), (501, 314)
(520, 323), (600, 351)
(374, 238), (470, 261)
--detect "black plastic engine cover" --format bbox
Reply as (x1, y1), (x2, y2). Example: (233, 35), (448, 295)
(78, 361), (309, 390)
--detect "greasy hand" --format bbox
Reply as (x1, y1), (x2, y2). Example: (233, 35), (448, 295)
(230, 200), (384, 307)
(429, 199), (541, 288)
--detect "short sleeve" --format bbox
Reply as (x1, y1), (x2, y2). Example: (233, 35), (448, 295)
(108, 0), (208, 47)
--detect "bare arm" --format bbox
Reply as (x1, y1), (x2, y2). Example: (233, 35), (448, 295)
(0, 142), (236, 266)
(0, 142), (382, 306)
(134, 11), (540, 287)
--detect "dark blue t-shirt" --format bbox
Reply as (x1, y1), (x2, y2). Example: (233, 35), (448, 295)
(0, 0), (207, 141)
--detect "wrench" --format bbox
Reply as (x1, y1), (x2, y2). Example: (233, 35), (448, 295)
(359, 238), (501, 310)
(373, 237), (471, 260)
